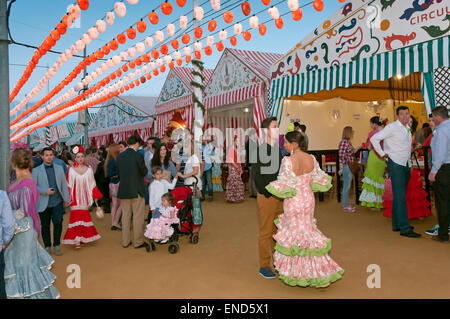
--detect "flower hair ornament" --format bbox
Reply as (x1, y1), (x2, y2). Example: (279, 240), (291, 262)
(12, 141), (31, 152)
(72, 145), (85, 155)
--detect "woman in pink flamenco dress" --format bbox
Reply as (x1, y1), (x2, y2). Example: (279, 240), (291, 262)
(265, 129), (344, 288)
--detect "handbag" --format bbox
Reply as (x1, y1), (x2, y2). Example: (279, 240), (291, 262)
(348, 160), (360, 175)
(94, 202), (104, 219)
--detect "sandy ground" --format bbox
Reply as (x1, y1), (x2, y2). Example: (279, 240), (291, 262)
(47, 192), (450, 299)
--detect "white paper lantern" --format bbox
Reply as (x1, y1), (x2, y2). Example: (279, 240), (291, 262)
(77, 82), (84, 90)
(183, 46), (192, 57)
(112, 55), (121, 65)
(156, 58), (163, 67)
(88, 27), (99, 40)
(142, 65), (148, 73)
(219, 29), (227, 41)
(120, 52), (128, 60)
(61, 54), (68, 63)
(70, 45), (78, 55)
(96, 19), (107, 33)
(128, 47), (136, 58)
(136, 42), (145, 53)
(145, 36), (153, 48)
(85, 75), (93, 83)
(155, 31), (164, 42)
(194, 6), (204, 21)
(129, 72), (135, 80)
(210, 0), (220, 11)
(149, 62), (156, 70)
(167, 24), (175, 37)
(106, 59), (114, 68)
(91, 72), (98, 81)
(194, 41), (202, 51)
(249, 15), (259, 28)
(164, 55), (172, 64)
(135, 69), (141, 77)
(96, 67), (103, 76)
(69, 5), (80, 20)
(82, 34), (92, 45)
(106, 11), (115, 26)
(288, 0), (299, 11)
(65, 48), (73, 59)
(180, 16), (188, 29)
(206, 35), (214, 46)
(123, 76), (129, 83)
(114, 2), (127, 18)
(268, 6), (280, 20)
(173, 50), (181, 60)
(75, 40), (85, 51)
(234, 23), (242, 35)
(127, 0), (139, 5)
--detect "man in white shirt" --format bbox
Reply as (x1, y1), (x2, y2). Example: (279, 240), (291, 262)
(371, 106), (421, 238)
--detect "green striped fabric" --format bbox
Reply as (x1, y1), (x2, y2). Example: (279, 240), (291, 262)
(270, 36), (450, 121)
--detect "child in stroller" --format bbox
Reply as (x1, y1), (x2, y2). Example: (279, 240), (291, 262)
(172, 185), (201, 244)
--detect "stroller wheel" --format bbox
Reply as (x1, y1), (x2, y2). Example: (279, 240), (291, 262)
(191, 234), (199, 244)
(168, 243), (179, 254)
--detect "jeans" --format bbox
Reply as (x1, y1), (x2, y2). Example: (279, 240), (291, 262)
(387, 159), (411, 233)
(342, 164), (352, 208)
(201, 168), (213, 198)
(435, 164), (450, 241)
(39, 202), (64, 247)
(0, 250), (5, 299)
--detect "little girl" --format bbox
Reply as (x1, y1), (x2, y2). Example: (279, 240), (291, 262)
(144, 192), (179, 243)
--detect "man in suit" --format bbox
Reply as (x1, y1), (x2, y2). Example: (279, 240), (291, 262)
(116, 135), (150, 251)
(32, 147), (70, 256)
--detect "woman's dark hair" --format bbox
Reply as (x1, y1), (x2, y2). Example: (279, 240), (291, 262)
(423, 126), (432, 139)
(11, 148), (33, 171)
(118, 141), (127, 148)
(285, 131), (307, 151)
(370, 116), (382, 126)
(410, 115), (418, 134)
(151, 143), (170, 168)
(261, 117), (277, 129)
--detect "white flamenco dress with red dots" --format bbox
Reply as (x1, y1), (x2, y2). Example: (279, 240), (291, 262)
(62, 166), (102, 247)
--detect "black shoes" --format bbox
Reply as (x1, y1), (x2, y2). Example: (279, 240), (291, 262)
(400, 230), (421, 238)
(135, 242), (150, 252)
(393, 226), (414, 232)
(123, 242), (131, 248)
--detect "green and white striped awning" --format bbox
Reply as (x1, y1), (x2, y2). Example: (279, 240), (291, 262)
(270, 35), (450, 121)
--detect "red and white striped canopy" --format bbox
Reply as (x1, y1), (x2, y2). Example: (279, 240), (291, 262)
(226, 49), (283, 81)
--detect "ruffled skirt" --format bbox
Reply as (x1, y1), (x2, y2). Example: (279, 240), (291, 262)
(359, 150), (386, 208)
(144, 216), (180, 241)
(62, 209), (101, 245)
(225, 166), (245, 202)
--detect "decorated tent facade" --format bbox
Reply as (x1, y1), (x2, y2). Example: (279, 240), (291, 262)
(269, 0), (450, 150)
(203, 48), (283, 148)
(154, 67), (214, 138)
(89, 96), (156, 148)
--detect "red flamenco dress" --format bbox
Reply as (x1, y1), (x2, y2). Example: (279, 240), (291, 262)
(382, 169), (432, 219)
(62, 166), (102, 246)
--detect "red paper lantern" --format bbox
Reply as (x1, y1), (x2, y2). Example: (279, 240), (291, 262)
(122, 64), (129, 72)
(176, 59), (182, 66)
(161, 1), (173, 15)
(127, 27), (136, 40)
(241, 1), (251, 16)
(77, 0), (89, 11)
(185, 55), (191, 63)
(142, 53), (151, 63)
(120, 87), (125, 94)
(261, 0), (270, 5)
(146, 73), (152, 80)
(148, 11), (159, 25)
(160, 44), (169, 55)
(111, 73), (117, 80)
(313, 0), (324, 12)
(292, 8), (303, 21)
(116, 69), (122, 77)
(140, 76), (146, 84)
(130, 82), (135, 89)
(125, 85), (129, 91)
(243, 30), (251, 41)
(176, 0), (186, 7)
(151, 49), (159, 60)
(208, 19), (217, 32)
(89, 54), (97, 63)
(135, 57), (143, 66)
(182, 33), (190, 44)
(194, 27), (203, 39)
(85, 59), (91, 66)
(153, 69), (159, 76)
(137, 20), (147, 33)
(195, 51), (201, 60)
(117, 33), (127, 44)
(109, 39), (119, 51)
(168, 61), (174, 69)
(135, 79), (140, 86)
(160, 65), (166, 73)
(230, 36), (237, 46)
(223, 11), (234, 24)
(57, 22), (67, 35)
(102, 44), (110, 55)
(96, 49), (104, 59)
(129, 60), (136, 69)
(171, 39), (179, 50)
(51, 29), (60, 41)
(275, 17), (284, 29)
(216, 41), (224, 52)
(205, 46), (212, 56)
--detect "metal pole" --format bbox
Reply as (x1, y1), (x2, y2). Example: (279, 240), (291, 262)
(0, 0), (10, 190)
(79, 47), (89, 148)
(192, 0), (203, 145)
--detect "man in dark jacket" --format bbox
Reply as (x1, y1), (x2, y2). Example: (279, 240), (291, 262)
(116, 135), (149, 251)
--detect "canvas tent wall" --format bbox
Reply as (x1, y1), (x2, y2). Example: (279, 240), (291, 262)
(154, 67), (214, 138)
(269, 0), (450, 149)
(89, 96), (156, 148)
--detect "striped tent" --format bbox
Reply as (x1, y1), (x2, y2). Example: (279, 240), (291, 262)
(269, 0), (450, 121)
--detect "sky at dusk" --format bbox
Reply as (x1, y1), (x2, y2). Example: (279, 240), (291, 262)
(8, 0), (342, 124)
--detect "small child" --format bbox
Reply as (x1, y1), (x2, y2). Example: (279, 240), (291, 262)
(144, 192), (179, 243)
(148, 166), (180, 218)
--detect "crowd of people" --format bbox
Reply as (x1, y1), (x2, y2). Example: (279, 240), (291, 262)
(0, 105), (448, 298)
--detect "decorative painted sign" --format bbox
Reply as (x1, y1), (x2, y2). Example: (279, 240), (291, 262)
(157, 71), (190, 104)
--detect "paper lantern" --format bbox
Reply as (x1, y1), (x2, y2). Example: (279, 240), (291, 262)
(148, 11), (158, 24)
(164, 55), (172, 64)
(152, 49), (159, 59)
(112, 55), (121, 65)
(145, 36), (153, 48)
(167, 61), (174, 69)
(127, 27), (136, 40)
(161, 1), (173, 15)
(129, 60), (136, 69)
(176, 0), (186, 7)
(89, 54), (97, 63)
(207, 19), (217, 33)
(216, 41), (224, 52)
(81, 34), (91, 46)
(128, 47), (136, 58)
(116, 69), (123, 77)
(146, 73), (152, 80)
(259, 23), (267, 35)
(127, 0), (139, 4)
(194, 27), (203, 39)
(205, 46), (212, 56)
(219, 29), (227, 41)
(140, 76), (146, 84)
(194, 6), (204, 20)
(77, 82), (84, 90)
(180, 16), (188, 29)
(149, 62), (156, 70)
(120, 87), (125, 93)
(288, 0), (299, 11)
(206, 35), (214, 46)
(160, 44), (169, 55)
(135, 68), (141, 76)
(339, 0), (346, 2)
(109, 39), (119, 50)
(268, 6), (280, 20)
(230, 36), (237, 46)
(167, 23), (176, 37)
(110, 73), (116, 80)
(261, 0), (270, 5)
(63, 14), (74, 28)
(137, 20), (147, 33)
(195, 51), (201, 60)
(174, 51), (181, 60)
(292, 8), (303, 21)
(183, 46), (191, 56)
(234, 23), (242, 35)
(241, 1), (251, 16)
(130, 82), (135, 89)
(51, 30), (60, 41)
(117, 33), (127, 44)
(88, 27), (99, 40)
(243, 30), (251, 41)
(153, 69), (159, 76)
(275, 17), (284, 29)
(120, 51), (128, 60)
(114, 2), (127, 18)
(106, 11), (115, 26)
(96, 19), (106, 33)
(107, 59), (114, 68)
(155, 31), (164, 42)
(143, 53), (150, 62)
(171, 39), (179, 50)
(142, 65), (148, 73)
(194, 41), (202, 52)
(75, 40), (85, 51)
(122, 64), (129, 72)
(136, 42), (145, 53)
(176, 59), (182, 66)
(57, 22), (67, 35)
(313, 0), (324, 11)
(223, 11), (233, 23)
(249, 15), (259, 28)
(210, 0), (220, 11)
(182, 33), (190, 44)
